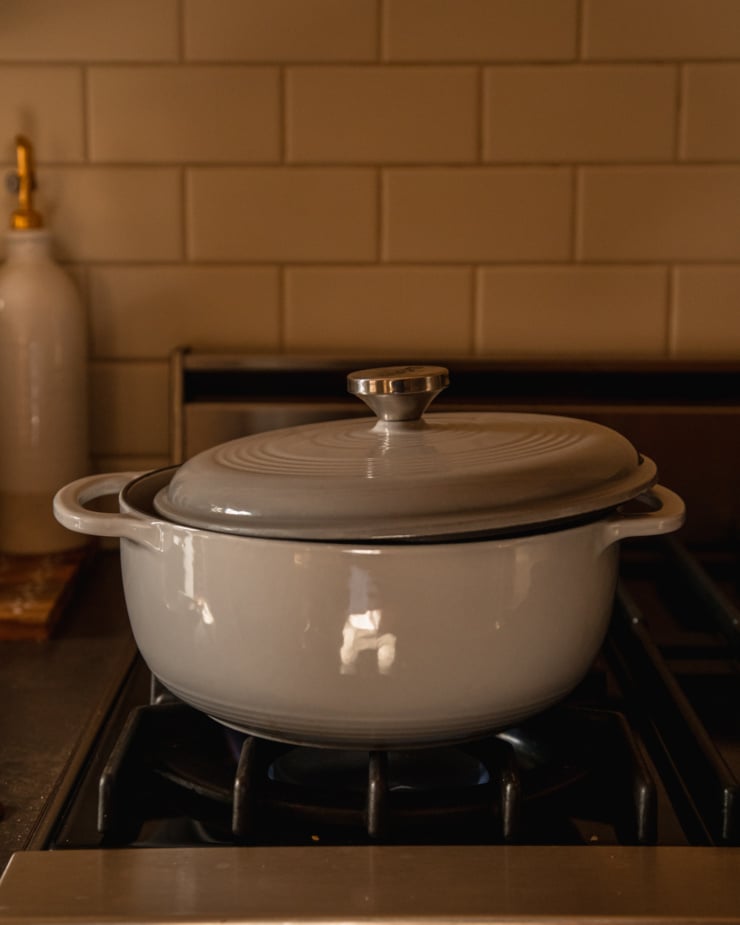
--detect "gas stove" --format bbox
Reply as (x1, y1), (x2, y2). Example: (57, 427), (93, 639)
(36, 538), (740, 853)
(1, 355), (739, 922)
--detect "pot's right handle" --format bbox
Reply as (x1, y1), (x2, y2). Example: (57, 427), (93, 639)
(600, 484), (685, 548)
(53, 473), (164, 551)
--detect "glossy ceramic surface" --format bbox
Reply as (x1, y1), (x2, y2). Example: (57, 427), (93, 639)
(54, 469), (685, 747)
(155, 411), (657, 541)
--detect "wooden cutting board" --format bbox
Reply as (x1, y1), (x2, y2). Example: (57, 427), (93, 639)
(0, 545), (95, 640)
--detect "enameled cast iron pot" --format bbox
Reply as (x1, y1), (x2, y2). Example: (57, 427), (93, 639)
(54, 366), (685, 748)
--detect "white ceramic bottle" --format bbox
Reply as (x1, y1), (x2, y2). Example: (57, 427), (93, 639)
(0, 136), (89, 554)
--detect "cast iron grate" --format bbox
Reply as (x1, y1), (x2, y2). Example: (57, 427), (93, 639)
(95, 696), (656, 848)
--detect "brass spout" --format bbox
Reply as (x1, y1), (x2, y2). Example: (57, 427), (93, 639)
(10, 135), (43, 230)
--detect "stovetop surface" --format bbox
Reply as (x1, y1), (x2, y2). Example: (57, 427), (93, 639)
(40, 538), (740, 854)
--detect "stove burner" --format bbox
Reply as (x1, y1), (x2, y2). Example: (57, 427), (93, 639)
(267, 746), (491, 792)
(96, 696), (656, 847)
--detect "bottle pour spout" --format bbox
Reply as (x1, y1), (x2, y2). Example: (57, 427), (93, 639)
(7, 134), (43, 230)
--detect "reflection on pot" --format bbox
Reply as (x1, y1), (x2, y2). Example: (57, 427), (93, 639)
(176, 532), (215, 625)
(340, 564), (397, 674)
(340, 608), (397, 675)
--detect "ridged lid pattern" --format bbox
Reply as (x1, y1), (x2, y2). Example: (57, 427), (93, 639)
(153, 365), (657, 540)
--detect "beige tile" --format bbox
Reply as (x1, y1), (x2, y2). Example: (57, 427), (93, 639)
(672, 268), (740, 359)
(384, 168), (571, 262)
(6, 168), (183, 261)
(484, 65), (676, 162)
(0, 0), (178, 61)
(286, 67), (477, 163)
(477, 266), (668, 357)
(578, 167), (740, 261)
(0, 67), (84, 162)
(90, 361), (169, 456)
(583, 0), (740, 59)
(89, 67), (280, 163)
(187, 168), (376, 261)
(385, 0), (577, 61)
(682, 65), (740, 161)
(89, 266), (280, 359)
(285, 267), (473, 353)
(184, 0), (377, 61)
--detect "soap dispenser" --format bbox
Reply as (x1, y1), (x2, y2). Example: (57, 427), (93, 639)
(0, 135), (89, 554)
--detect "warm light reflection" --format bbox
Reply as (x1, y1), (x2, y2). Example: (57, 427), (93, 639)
(177, 533), (215, 625)
(197, 598), (215, 625)
(183, 532), (195, 599)
(340, 607), (397, 674)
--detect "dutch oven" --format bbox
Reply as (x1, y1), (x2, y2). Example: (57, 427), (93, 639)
(54, 365), (685, 747)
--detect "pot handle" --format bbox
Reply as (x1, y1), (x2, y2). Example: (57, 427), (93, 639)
(53, 472), (164, 551)
(600, 484), (685, 548)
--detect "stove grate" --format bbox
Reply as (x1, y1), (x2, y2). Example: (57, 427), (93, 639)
(94, 696), (658, 848)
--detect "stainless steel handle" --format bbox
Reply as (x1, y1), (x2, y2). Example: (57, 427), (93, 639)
(347, 365), (449, 422)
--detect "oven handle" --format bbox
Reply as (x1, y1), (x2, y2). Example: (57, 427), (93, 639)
(53, 472), (165, 551)
(600, 484), (685, 548)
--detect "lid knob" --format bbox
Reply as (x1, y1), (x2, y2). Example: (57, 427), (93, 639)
(347, 365), (449, 422)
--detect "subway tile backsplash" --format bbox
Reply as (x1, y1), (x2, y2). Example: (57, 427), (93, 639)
(581, 0), (740, 60)
(285, 266), (474, 354)
(483, 66), (677, 162)
(286, 67), (478, 163)
(0, 0), (738, 467)
(577, 167), (740, 261)
(186, 168), (377, 261)
(384, 0), (578, 62)
(477, 266), (668, 357)
(0, 0), (179, 62)
(184, 0), (378, 63)
(88, 67), (281, 163)
(681, 64), (740, 161)
(383, 168), (572, 261)
(35, 167), (183, 262)
(89, 266), (281, 359)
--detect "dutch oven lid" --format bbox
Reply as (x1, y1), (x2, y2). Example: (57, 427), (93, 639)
(153, 365), (657, 541)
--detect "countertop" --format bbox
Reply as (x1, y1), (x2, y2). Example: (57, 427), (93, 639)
(0, 551), (136, 871)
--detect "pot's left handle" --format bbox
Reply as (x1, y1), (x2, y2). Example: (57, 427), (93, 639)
(53, 473), (164, 551)
(600, 484), (685, 548)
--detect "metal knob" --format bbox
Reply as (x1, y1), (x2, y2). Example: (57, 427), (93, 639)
(347, 365), (449, 422)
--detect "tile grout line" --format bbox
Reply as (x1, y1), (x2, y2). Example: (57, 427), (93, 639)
(476, 66), (485, 163)
(79, 66), (93, 356)
(278, 265), (287, 352)
(81, 65), (91, 163)
(377, 168), (385, 262)
(5, 57), (740, 69)
(279, 66), (288, 163)
(570, 166), (580, 262)
(665, 265), (677, 357)
(180, 166), (188, 263)
(176, 0), (185, 62)
(377, 0), (385, 61)
(675, 63), (685, 161)
(471, 266), (481, 355)
(575, 0), (585, 60)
